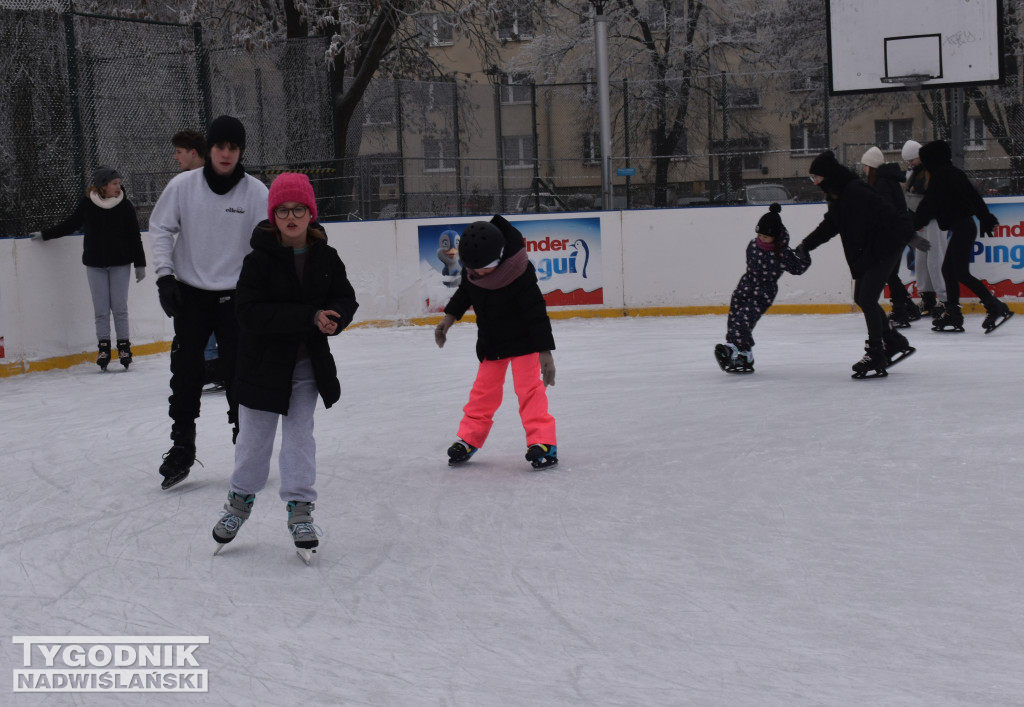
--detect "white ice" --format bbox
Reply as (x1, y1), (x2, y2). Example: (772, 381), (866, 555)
(3, 313), (1023, 706)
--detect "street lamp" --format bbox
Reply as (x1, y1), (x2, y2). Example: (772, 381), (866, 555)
(591, 0), (613, 210)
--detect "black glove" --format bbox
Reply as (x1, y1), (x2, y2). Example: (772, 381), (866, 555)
(979, 212), (998, 237)
(156, 275), (182, 318)
(795, 243), (810, 263)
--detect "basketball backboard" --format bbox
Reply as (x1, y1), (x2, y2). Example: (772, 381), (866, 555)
(826, 0), (1003, 94)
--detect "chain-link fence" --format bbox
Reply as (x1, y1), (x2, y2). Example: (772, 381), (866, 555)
(3, 4), (1024, 236)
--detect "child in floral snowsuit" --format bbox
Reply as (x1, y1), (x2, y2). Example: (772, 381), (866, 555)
(715, 203), (811, 372)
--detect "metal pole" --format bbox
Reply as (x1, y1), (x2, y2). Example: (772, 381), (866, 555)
(594, 4), (613, 211)
(950, 87), (965, 168)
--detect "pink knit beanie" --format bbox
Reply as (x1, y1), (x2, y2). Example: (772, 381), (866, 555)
(268, 172), (318, 221)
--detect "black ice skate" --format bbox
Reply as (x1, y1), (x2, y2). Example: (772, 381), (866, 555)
(851, 341), (888, 379)
(931, 303), (964, 332)
(714, 343), (754, 374)
(287, 501), (320, 565)
(882, 328), (915, 368)
(982, 300), (1014, 334)
(116, 339), (132, 369)
(447, 440), (478, 466)
(525, 443), (558, 470)
(213, 492), (255, 555)
(919, 292), (938, 317)
(97, 339), (111, 371)
(160, 423), (196, 489)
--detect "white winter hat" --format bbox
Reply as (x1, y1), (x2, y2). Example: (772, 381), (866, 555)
(860, 146), (885, 169)
(901, 139), (922, 161)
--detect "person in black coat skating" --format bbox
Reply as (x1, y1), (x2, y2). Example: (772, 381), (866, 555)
(797, 150), (930, 377)
(861, 146), (922, 328)
(212, 172), (358, 561)
(32, 166), (146, 370)
(913, 140), (1013, 333)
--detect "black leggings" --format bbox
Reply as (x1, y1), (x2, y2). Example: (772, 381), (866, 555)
(854, 248), (902, 347)
(942, 217), (993, 307)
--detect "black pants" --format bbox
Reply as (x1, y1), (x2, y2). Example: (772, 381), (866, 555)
(942, 217), (994, 307)
(886, 253), (912, 305)
(854, 248), (902, 348)
(168, 282), (239, 440)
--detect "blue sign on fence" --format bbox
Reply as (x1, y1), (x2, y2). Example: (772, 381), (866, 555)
(616, 168), (636, 176)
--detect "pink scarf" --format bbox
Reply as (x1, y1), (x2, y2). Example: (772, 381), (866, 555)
(466, 248), (529, 290)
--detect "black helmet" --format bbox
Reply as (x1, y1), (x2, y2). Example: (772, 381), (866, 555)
(458, 221), (505, 268)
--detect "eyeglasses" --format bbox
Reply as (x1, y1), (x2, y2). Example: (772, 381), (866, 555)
(273, 205), (309, 219)
(809, 175), (824, 185)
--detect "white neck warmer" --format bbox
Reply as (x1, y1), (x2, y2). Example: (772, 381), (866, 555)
(90, 190), (124, 210)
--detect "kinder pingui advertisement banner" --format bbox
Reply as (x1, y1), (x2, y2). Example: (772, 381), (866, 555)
(418, 217), (602, 312)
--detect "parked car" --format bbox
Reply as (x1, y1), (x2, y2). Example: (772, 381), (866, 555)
(515, 192), (569, 213)
(593, 195), (628, 210)
(674, 196), (711, 207)
(706, 183), (797, 206)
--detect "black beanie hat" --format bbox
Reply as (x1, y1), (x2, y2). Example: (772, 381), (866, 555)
(919, 140), (953, 171)
(756, 203), (783, 237)
(91, 165), (121, 188)
(206, 115), (246, 151)
(459, 221), (505, 268)
(809, 150), (842, 181)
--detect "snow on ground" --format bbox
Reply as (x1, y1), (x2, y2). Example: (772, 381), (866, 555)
(2, 313), (1023, 706)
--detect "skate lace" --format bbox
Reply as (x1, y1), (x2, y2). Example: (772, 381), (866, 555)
(290, 522), (321, 540)
(217, 511), (244, 533)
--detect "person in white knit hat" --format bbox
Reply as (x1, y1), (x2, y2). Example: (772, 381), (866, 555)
(860, 146), (921, 327)
(901, 139), (947, 319)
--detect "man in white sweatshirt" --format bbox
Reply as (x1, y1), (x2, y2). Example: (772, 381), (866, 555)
(150, 115), (269, 490)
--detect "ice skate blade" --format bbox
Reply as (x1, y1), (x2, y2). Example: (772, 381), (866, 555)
(160, 471), (190, 490)
(213, 543), (228, 556)
(851, 369), (888, 379)
(984, 311), (1014, 334)
(296, 548), (317, 565)
(932, 325), (964, 332)
(886, 347), (915, 367)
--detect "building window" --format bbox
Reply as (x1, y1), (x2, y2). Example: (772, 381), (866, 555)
(966, 116), (986, 150)
(500, 72), (532, 105)
(362, 81), (395, 126)
(874, 119), (913, 151)
(790, 124), (826, 154)
(497, 9), (534, 40)
(583, 132), (601, 163)
(416, 81), (456, 112)
(502, 135), (534, 168)
(727, 87), (760, 108)
(651, 130), (688, 160)
(417, 13), (454, 46)
(788, 73), (823, 92)
(424, 136), (457, 172)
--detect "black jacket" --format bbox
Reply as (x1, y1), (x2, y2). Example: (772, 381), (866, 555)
(913, 140), (996, 232)
(233, 221), (359, 415)
(444, 216), (556, 362)
(872, 163), (908, 210)
(42, 191), (145, 268)
(802, 178), (913, 279)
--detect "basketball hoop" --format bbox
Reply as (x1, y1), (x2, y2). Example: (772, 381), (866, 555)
(879, 73), (934, 90)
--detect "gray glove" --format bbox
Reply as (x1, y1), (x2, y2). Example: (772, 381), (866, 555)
(909, 233), (932, 252)
(29, 231), (42, 241)
(539, 350), (556, 387)
(434, 314), (456, 348)
(135, 266), (146, 283)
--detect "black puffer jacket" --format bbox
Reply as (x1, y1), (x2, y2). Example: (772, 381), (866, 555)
(444, 215), (556, 362)
(234, 222), (359, 415)
(802, 151), (913, 278)
(42, 190), (145, 268)
(913, 140), (996, 233)
(872, 163), (908, 210)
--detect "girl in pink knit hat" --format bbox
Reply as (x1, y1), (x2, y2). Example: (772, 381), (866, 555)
(212, 172), (359, 564)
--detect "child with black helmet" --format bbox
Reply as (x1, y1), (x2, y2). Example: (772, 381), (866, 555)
(434, 215), (558, 469)
(715, 203), (811, 373)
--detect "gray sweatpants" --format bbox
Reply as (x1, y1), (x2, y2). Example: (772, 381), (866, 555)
(229, 359), (319, 503)
(85, 265), (131, 340)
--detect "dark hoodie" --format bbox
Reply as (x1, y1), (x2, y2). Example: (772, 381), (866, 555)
(233, 221), (359, 415)
(444, 214), (555, 361)
(913, 140), (997, 233)
(801, 151), (914, 278)
(872, 163), (908, 211)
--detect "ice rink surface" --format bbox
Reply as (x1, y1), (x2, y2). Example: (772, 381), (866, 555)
(3, 312), (1023, 706)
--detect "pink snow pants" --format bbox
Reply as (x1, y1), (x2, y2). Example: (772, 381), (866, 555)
(457, 353), (556, 449)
